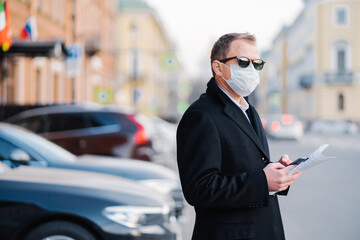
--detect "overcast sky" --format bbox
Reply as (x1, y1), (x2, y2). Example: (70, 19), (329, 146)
(146, 0), (304, 78)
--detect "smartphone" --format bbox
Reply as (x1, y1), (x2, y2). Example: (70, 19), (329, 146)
(289, 157), (309, 166)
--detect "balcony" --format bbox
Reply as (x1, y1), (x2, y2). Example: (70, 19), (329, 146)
(299, 74), (313, 89)
(0, 40), (68, 58)
(323, 72), (354, 84)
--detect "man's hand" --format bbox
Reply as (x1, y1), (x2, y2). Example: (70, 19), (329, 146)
(263, 162), (301, 192)
(279, 154), (292, 166)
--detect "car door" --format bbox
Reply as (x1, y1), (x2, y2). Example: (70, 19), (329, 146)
(82, 112), (130, 156)
(41, 112), (130, 157)
(41, 113), (90, 155)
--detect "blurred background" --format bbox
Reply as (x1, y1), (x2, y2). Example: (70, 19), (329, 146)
(1, 0), (360, 126)
(0, 0), (359, 240)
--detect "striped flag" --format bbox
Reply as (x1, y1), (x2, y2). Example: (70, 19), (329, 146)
(0, 2), (5, 31)
(19, 15), (37, 41)
(0, 1), (12, 52)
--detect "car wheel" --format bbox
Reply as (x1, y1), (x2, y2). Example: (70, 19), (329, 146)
(23, 221), (97, 240)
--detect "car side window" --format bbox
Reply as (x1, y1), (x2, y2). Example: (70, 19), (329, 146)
(46, 113), (88, 132)
(88, 112), (120, 128)
(13, 116), (45, 133)
(0, 138), (20, 160)
(118, 114), (138, 131)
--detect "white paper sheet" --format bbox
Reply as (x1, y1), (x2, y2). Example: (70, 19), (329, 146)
(287, 144), (335, 175)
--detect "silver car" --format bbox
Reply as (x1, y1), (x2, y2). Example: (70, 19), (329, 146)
(262, 114), (304, 140)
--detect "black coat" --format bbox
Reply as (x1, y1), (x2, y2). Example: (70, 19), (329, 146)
(177, 78), (286, 240)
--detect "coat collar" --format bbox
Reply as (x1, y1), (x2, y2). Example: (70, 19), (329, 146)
(206, 78), (269, 160)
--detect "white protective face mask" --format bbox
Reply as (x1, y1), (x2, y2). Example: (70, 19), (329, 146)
(221, 63), (260, 97)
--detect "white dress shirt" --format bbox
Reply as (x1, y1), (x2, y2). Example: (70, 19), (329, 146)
(217, 85), (251, 123)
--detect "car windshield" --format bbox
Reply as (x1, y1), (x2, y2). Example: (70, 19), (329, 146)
(3, 126), (76, 163)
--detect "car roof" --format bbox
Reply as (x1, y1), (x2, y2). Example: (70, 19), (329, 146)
(6, 104), (136, 120)
(0, 122), (30, 132)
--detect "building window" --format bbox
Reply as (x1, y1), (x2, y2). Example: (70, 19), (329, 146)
(35, 68), (41, 103)
(131, 49), (139, 80)
(332, 41), (350, 74)
(51, 0), (61, 22)
(333, 6), (349, 26)
(38, 0), (45, 12)
(5, 78), (15, 104)
(337, 49), (346, 74)
(338, 93), (344, 111)
(130, 22), (138, 40)
(53, 73), (59, 102)
(4, 60), (16, 104)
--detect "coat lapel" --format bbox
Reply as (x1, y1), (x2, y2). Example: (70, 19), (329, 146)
(207, 79), (270, 160)
(223, 104), (269, 160)
(246, 104), (270, 158)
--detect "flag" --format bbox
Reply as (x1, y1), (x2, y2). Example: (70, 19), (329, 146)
(0, 1), (12, 52)
(0, 2), (5, 31)
(19, 15), (37, 41)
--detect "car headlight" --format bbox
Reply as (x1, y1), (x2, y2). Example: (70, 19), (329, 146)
(138, 179), (179, 195)
(102, 205), (170, 228)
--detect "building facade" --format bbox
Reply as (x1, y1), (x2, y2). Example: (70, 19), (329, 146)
(115, 0), (186, 116)
(0, 0), (117, 105)
(261, 0), (360, 122)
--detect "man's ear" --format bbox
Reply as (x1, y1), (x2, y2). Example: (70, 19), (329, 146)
(212, 60), (222, 76)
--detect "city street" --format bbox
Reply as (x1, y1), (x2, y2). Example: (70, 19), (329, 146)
(2, 1), (360, 239)
(178, 133), (360, 240)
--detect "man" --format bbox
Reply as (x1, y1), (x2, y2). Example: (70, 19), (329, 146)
(176, 33), (301, 240)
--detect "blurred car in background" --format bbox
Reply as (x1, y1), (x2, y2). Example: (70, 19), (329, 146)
(310, 120), (359, 135)
(6, 104), (154, 161)
(143, 115), (177, 167)
(0, 162), (177, 240)
(0, 123), (184, 218)
(261, 114), (304, 140)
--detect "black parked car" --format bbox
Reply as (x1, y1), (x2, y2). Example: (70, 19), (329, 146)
(0, 162), (177, 240)
(6, 104), (155, 161)
(0, 123), (184, 218)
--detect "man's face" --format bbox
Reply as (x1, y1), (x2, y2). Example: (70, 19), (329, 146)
(220, 39), (260, 80)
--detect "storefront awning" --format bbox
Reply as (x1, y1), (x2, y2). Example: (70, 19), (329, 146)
(0, 39), (68, 58)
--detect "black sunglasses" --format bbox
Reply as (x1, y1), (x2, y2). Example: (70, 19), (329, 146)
(219, 56), (266, 71)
